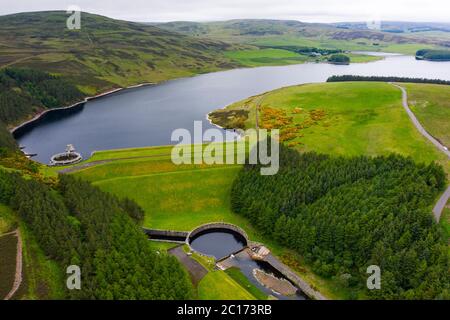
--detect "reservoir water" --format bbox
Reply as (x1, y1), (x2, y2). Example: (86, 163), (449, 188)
(189, 229), (247, 260)
(15, 54), (450, 163)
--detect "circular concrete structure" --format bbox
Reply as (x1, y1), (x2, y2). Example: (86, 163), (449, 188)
(188, 222), (249, 243)
(49, 152), (83, 166)
(187, 222), (249, 259)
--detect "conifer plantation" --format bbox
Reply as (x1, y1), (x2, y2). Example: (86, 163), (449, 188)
(0, 172), (193, 299)
(0, 68), (84, 125)
(231, 146), (449, 299)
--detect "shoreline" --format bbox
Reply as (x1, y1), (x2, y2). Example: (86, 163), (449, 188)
(10, 52), (388, 137)
(9, 82), (155, 135)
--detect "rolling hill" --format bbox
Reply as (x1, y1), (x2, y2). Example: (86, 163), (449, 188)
(0, 11), (242, 150)
(0, 11), (240, 95)
(156, 19), (450, 54)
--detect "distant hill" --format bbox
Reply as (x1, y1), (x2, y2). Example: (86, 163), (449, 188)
(157, 19), (450, 53)
(0, 11), (240, 95)
(334, 21), (450, 34)
(0, 11), (244, 151)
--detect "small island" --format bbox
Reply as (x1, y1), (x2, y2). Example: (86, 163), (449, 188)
(327, 53), (350, 65)
(416, 49), (450, 61)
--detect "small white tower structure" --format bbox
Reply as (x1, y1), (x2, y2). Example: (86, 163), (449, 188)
(66, 144), (75, 155)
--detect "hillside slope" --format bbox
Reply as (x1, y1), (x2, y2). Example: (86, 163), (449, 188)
(157, 19), (450, 54)
(0, 11), (239, 95)
(0, 11), (243, 149)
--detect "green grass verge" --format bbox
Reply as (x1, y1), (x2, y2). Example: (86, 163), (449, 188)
(0, 204), (16, 234)
(402, 83), (450, 148)
(197, 270), (256, 300)
(224, 48), (382, 68)
(224, 48), (308, 67)
(225, 267), (268, 300)
(147, 241), (178, 253)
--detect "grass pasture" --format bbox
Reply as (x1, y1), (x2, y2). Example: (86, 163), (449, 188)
(70, 143), (267, 237)
(224, 48), (382, 68)
(224, 48), (309, 67)
(402, 83), (450, 148)
(198, 270), (256, 300)
(225, 267), (268, 300)
(73, 151), (263, 235)
(210, 82), (448, 173)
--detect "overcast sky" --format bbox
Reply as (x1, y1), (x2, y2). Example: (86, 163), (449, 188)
(1, 0), (450, 23)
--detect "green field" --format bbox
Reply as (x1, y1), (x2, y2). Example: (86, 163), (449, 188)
(224, 48), (308, 67)
(402, 83), (450, 148)
(247, 36), (438, 55)
(209, 82), (448, 173)
(439, 197), (450, 244)
(224, 48), (382, 67)
(71, 147), (265, 238)
(198, 270), (256, 300)
(225, 267), (268, 300)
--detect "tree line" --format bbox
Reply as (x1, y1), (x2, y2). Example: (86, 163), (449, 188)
(327, 75), (450, 85)
(0, 67), (86, 152)
(231, 145), (449, 299)
(0, 171), (193, 299)
(416, 49), (450, 61)
(327, 54), (350, 64)
(0, 68), (84, 125)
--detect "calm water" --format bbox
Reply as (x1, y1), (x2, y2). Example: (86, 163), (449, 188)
(15, 54), (450, 163)
(189, 229), (247, 260)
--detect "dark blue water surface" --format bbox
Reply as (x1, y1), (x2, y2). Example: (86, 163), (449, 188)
(15, 54), (450, 163)
(189, 229), (247, 260)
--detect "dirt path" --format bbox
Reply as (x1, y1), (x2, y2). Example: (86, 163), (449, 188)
(254, 94), (267, 130)
(391, 83), (450, 222)
(4, 229), (23, 300)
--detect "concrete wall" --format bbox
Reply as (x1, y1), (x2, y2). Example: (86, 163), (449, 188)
(142, 228), (189, 243)
(187, 222), (249, 242)
(264, 254), (327, 300)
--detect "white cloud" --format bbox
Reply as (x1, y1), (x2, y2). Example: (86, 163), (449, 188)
(0, 0), (449, 23)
